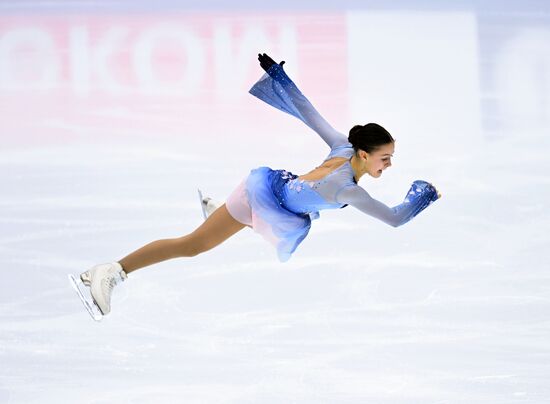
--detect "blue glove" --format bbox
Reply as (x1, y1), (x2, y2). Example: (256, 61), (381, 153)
(399, 180), (440, 222)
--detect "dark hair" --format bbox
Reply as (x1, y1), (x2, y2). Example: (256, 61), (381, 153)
(348, 123), (394, 153)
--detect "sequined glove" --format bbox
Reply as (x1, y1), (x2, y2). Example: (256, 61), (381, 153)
(405, 180), (440, 213)
(258, 52), (285, 73)
(382, 180), (440, 225)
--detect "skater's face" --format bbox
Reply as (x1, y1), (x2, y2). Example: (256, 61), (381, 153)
(363, 142), (394, 178)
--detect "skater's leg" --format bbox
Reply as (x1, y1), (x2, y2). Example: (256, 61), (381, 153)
(118, 204), (247, 274)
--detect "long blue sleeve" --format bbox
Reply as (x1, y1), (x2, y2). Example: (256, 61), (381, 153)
(335, 180), (439, 227)
(249, 64), (349, 149)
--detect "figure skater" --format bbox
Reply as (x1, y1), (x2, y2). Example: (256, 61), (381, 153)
(70, 53), (441, 320)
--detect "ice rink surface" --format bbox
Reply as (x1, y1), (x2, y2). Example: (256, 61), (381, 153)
(1, 1), (549, 403)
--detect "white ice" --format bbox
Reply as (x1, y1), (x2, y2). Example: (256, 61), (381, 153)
(1, 2), (549, 403)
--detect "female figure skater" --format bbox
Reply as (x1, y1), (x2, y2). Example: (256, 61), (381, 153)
(72, 53), (440, 320)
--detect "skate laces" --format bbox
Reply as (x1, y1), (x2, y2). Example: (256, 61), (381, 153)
(102, 273), (121, 299)
(104, 276), (115, 292)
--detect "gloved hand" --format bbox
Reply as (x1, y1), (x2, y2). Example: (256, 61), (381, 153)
(406, 180), (440, 204)
(258, 52), (285, 72)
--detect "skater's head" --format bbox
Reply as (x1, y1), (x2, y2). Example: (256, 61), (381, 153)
(348, 123), (395, 179)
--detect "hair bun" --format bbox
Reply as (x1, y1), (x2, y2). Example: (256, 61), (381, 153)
(348, 125), (363, 144)
(349, 124), (363, 136)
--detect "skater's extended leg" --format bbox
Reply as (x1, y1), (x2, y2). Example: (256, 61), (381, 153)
(73, 204), (246, 318)
(118, 204), (247, 274)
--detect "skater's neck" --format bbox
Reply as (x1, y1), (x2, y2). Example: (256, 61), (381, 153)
(350, 155), (365, 182)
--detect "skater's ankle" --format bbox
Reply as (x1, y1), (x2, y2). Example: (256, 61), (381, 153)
(117, 262), (129, 279)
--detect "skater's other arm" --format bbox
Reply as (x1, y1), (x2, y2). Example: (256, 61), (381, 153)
(335, 181), (439, 227)
(250, 53), (348, 150)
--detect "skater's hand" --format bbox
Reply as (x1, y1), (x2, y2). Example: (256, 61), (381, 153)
(258, 52), (285, 72)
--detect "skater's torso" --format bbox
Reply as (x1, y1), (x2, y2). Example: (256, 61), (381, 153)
(279, 145), (357, 215)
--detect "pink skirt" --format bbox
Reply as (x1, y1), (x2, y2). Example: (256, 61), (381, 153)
(225, 179), (253, 227)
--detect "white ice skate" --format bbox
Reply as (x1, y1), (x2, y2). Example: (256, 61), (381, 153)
(198, 189), (221, 220)
(68, 262), (127, 321)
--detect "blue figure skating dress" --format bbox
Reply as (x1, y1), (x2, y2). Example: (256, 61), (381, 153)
(226, 64), (439, 262)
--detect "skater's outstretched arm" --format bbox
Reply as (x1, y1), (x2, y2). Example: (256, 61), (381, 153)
(336, 181), (439, 227)
(250, 53), (348, 150)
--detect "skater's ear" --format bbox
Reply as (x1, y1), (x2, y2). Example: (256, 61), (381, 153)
(357, 149), (369, 161)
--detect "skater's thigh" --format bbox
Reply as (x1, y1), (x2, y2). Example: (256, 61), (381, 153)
(188, 204), (247, 251)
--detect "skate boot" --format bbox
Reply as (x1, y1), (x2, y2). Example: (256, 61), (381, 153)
(198, 189), (221, 220)
(80, 262), (127, 316)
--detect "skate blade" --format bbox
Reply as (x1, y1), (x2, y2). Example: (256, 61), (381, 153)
(197, 188), (208, 221)
(68, 274), (103, 322)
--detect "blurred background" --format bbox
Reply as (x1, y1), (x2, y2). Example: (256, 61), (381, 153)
(1, 1), (549, 403)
